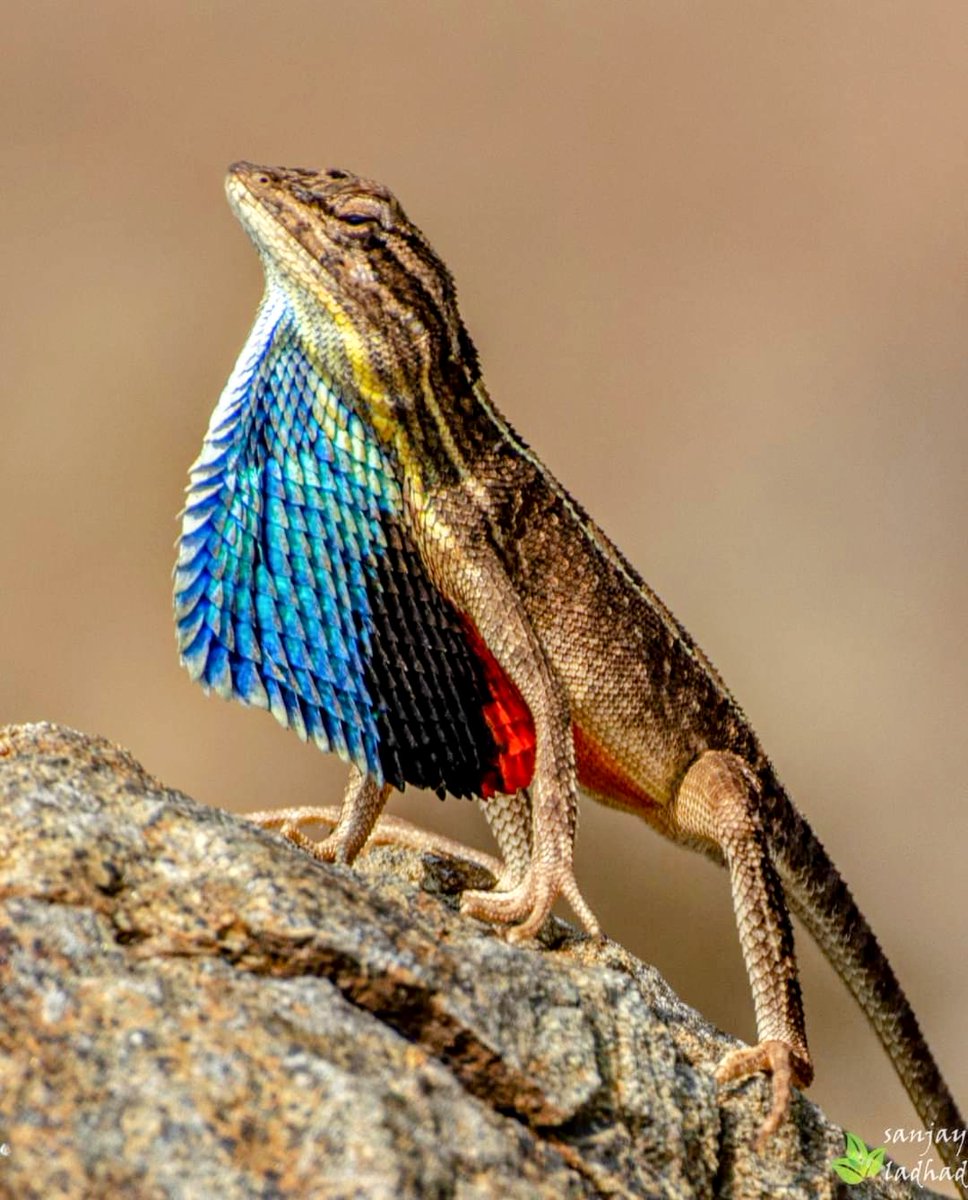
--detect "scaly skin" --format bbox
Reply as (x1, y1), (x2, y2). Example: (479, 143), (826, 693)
(175, 162), (965, 1186)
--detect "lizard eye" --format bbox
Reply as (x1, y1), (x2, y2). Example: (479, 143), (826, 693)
(334, 196), (386, 230)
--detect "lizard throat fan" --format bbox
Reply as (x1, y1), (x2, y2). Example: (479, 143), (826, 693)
(174, 253), (534, 799)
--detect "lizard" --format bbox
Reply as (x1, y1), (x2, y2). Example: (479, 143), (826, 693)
(174, 160), (966, 1184)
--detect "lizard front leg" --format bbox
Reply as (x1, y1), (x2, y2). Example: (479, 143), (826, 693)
(459, 598), (600, 940)
(667, 750), (813, 1146)
(246, 766), (392, 862)
(479, 788), (532, 891)
(413, 491), (600, 940)
(245, 768), (505, 875)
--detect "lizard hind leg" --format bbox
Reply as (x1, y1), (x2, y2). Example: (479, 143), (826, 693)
(669, 750), (813, 1149)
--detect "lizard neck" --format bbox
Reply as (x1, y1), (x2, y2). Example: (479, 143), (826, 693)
(275, 271), (502, 505)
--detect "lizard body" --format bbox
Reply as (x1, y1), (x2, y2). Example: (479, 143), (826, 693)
(175, 163), (965, 1184)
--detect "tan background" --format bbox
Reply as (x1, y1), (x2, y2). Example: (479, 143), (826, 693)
(2, 1), (965, 1184)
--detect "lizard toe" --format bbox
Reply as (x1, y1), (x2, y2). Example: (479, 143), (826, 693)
(460, 862), (602, 941)
(715, 1039), (812, 1151)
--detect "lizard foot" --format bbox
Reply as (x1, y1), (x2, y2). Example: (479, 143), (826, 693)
(715, 1039), (812, 1152)
(245, 806), (346, 860)
(245, 806), (504, 874)
(460, 862), (602, 941)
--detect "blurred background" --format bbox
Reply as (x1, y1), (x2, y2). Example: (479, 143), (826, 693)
(2, 2), (965, 1183)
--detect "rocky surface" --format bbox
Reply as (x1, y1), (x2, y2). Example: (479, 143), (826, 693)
(0, 722), (935, 1199)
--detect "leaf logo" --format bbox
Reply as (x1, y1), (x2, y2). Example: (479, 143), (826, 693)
(831, 1132), (886, 1184)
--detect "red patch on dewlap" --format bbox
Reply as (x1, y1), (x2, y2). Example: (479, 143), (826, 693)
(459, 620), (536, 797)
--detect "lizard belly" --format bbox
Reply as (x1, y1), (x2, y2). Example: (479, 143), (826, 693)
(573, 723), (660, 813)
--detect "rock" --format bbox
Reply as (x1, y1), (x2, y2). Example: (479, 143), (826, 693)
(0, 723), (934, 1199)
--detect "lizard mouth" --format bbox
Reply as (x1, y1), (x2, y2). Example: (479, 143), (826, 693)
(223, 166), (319, 288)
(224, 167), (265, 230)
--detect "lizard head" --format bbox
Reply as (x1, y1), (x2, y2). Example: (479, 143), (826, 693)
(225, 161), (481, 431)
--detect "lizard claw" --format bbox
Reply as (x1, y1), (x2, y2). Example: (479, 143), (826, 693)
(460, 862), (601, 940)
(715, 1039), (812, 1151)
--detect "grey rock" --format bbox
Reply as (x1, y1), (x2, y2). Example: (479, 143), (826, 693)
(0, 723), (935, 1199)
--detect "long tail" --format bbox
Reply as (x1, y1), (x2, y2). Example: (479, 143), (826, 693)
(762, 779), (967, 1196)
